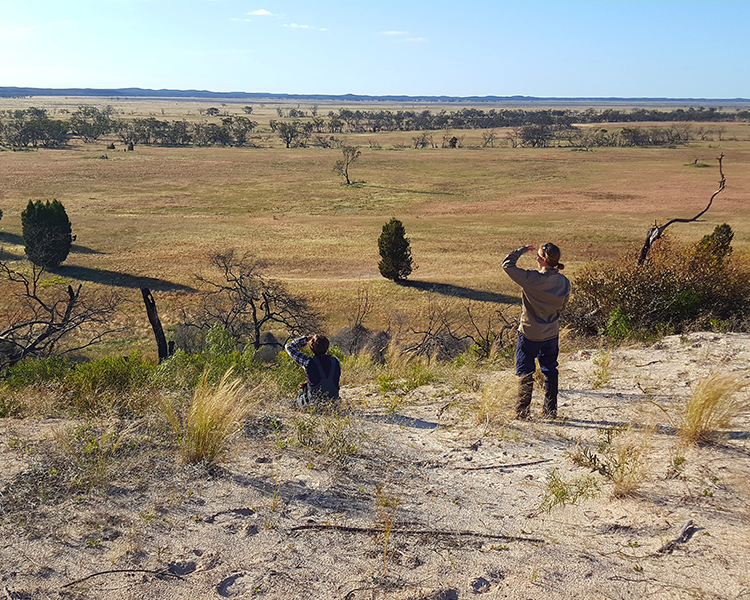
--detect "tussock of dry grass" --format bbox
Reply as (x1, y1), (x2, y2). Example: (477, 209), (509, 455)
(679, 372), (749, 444)
(477, 371), (517, 425)
(162, 368), (258, 464)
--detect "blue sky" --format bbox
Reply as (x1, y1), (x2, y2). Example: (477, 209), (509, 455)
(1, 0), (748, 98)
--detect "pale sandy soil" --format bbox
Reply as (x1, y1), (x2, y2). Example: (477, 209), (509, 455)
(1, 332), (749, 599)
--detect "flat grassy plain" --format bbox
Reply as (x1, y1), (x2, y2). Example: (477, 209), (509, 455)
(2, 98), (750, 358)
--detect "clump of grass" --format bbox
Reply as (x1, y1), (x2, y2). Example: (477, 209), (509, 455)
(476, 372), (517, 425)
(292, 412), (359, 464)
(162, 368), (258, 464)
(537, 467), (601, 513)
(571, 424), (652, 497)
(591, 348), (612, 389)
(679, 372), (749, 444)
(375, 483), (401, 573)
(53, 420), (140, 491)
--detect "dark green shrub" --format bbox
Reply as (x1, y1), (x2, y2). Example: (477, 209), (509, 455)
(378, 217), (414, 282)
(567, 232), (750, 340)
(21, 199), (73, 269)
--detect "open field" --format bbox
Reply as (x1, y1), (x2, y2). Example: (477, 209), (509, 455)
(2, 98), (750, 357)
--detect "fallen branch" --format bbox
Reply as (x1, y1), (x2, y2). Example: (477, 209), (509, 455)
(461, 458), (552, 471)
(62, 568), (183, 589)
(656, 520), (699, 555)
(636, 154), (725, 266)
(289, 523), (544, 543)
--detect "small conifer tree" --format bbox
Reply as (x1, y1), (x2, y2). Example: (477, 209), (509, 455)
(378, 217), (413, 281)
(21, 199), (73, 269)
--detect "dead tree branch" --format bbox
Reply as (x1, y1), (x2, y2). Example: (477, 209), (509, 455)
(637, 154), (726, 266)
(0, 260), (123, 371)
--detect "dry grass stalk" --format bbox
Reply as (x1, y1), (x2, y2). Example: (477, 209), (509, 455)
(162, 368), (257, 464)
(679, 372), (749, 445)
(477, 372), (517, 425)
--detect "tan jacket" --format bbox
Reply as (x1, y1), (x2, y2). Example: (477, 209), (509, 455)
(503, 247), (571, 341)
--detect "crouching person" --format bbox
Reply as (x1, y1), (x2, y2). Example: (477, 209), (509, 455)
(285, 334), (341, 409)
(503, 243), (571, 419)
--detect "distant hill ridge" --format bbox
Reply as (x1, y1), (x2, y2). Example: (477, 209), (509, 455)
(1, 86), (749, 105)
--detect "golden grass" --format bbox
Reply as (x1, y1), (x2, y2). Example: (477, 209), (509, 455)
(3, 98), (750, 357)
(477, 371), (517, 425)
(161, 368), (258, 464)
(679, 372), (749, 445)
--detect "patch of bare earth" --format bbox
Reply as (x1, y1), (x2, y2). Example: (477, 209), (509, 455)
(1, 332), (749, 599)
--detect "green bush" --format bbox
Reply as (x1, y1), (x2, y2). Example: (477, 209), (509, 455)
(378, 217), (414, 282)
(155, 324), (262, 389)
(66, 351), (156, 414)
(3, 356), (72, 389)
(566, 229), (750, 340)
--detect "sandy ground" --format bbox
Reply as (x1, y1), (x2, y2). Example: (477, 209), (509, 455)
(1, 331), (750, 599)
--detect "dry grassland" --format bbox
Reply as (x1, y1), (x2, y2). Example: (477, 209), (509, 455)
(2, 98), (750, 354)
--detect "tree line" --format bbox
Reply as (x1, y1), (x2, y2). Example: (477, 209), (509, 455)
(1, 104), (746, 150)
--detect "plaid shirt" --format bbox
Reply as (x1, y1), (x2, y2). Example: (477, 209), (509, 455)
(285, 337), (341, 388)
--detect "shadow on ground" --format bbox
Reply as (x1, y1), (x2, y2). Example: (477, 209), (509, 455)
(402, 280), (518, 304)
(52, 264), (195, 292)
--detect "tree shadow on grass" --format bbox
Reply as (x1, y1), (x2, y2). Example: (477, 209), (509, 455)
(401, 280), (519, 305)
(1, 231), (102, 254)
(52, 264), (195, 292)
(0, 231), (24, 247)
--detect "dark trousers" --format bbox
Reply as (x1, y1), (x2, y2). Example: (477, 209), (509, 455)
(515, 332), (559, 417)
(515, 332), (559, 378)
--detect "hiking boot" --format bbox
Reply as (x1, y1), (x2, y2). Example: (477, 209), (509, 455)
(542, 374), (558, 418)
(516, 373), (534, 420)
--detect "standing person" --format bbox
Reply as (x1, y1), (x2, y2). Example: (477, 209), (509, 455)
(285, 334), (341, 409)
(503, 243), (571, 419)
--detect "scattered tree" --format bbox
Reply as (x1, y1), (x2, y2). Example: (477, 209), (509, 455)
(21, 199), (74, 269)
(333, 145), (361, 184)
(194, 250), (321, 349)
(378, 218), (414, 282)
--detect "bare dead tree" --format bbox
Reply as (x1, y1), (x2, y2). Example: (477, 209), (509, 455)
(636, 154), (726, 266)
(193, 250), (321, 349)
(463, 304), (519, 360)
(0, 260), (123, 371)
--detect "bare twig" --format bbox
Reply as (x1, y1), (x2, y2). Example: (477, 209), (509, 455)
(62, 568), (184, 588)
(637, 155), (725, 266)
(461, 458), (552, 472)
(289, 523), (544, 543)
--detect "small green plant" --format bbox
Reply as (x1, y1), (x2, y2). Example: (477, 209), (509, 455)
(679, 372), (749, 445)
(667, 455), (687, 479)
(161, 368), (258, 464)
(537, 467), (601, 513)
(571, 424), (651, 497)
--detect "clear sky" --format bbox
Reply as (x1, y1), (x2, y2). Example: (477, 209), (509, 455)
(1, 0), (748, 98)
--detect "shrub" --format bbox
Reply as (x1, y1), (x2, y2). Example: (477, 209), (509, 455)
(679, 372), (748, 444)
(3, 356), (72, 389)
(566, 231), (750, 340)
(154, 323), (262, 389)
(66, 351), (156, 414)
(162, 368), (257, 464)
(378, 217), (414, 282)
(21, 199), (73, 269)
